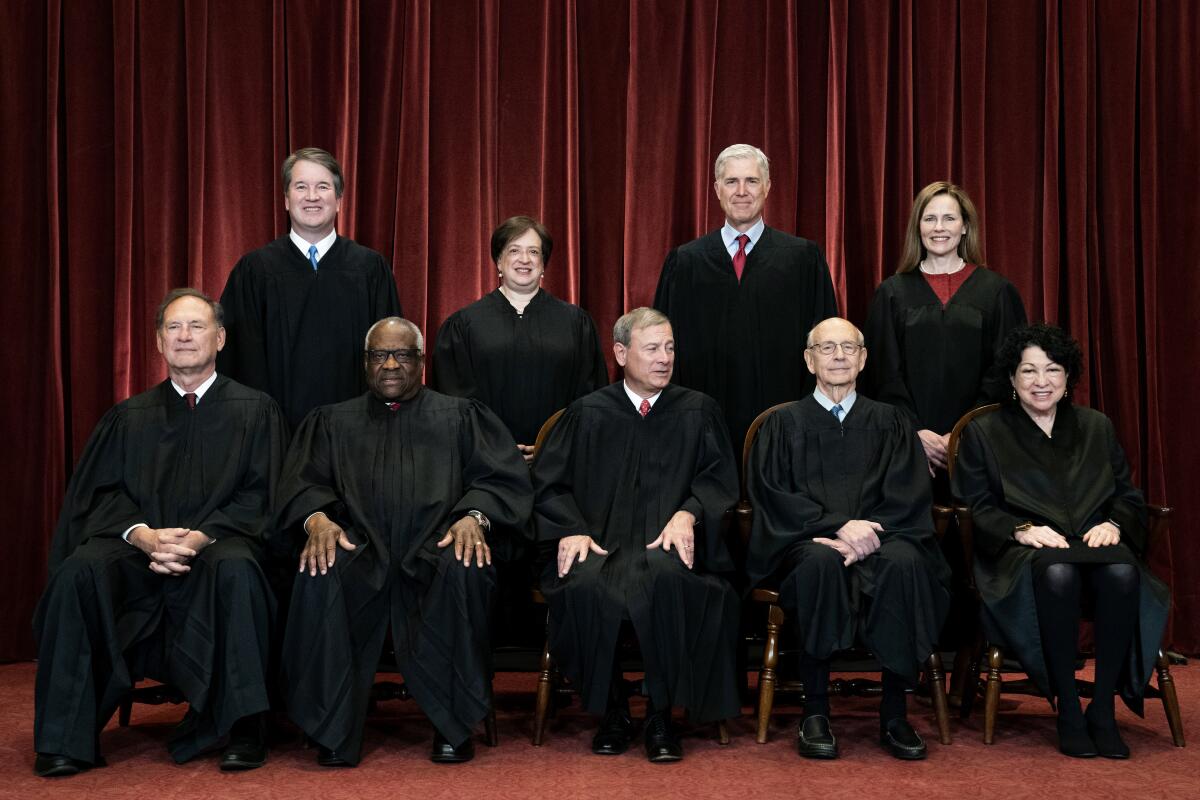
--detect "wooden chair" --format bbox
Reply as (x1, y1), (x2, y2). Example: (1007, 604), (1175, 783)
(528, 408), (732, 747)
(740, 402), (954, 745)
(946, 403), (1185, 746)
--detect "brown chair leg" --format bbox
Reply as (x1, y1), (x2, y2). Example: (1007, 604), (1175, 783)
(925, 652), (953, 745)
(1156, 649), (1186, 747)
(755, 604), (784, 744)
(118, 695), (133, 727)
(532, 636), (554, 746)
(983, 646), (1003, 744)
(716, 720), (731, 745)
(484, 708), (499, 747)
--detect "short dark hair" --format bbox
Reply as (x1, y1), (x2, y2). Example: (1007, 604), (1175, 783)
(155, 288), (224, 329)
(490, 216), (553, 266)
(282, 147), (345, 197)
(995, 323), (1083, 400)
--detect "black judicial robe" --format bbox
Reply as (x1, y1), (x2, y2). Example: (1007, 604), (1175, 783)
(432, 288), (608, 447)
(33, 376), (285, 764)
(746, 395), (950, 680)
(863, 267), (1026, 435)
(654, 227), (838, 454)
(276, 389), (532, 762)
(532, 383), (740, 722)
(951, 403), (1170, 712)
(218, 235), (402, 428)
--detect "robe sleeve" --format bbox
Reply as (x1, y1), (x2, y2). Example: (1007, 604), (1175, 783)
(653, 249), (679, 315)
(429, 312), (478, 399)
(195, 397), (287, 544)
(863, 282), (920, 426)
(368, 252), (403, 321)
(273, 408), (349, 554)
(575, 311), (609, 397)
(810, 243), (840, 322)
(47, 407), (143, 571)
(531, 406), (590, 541)
(862, 408), (937, 534)
(216, 255), (271, 394)
(977, 277), (1028, 405)
(449, 401), (533, 535)
(1100, 416), (1148, 557)
(745, 409), (853, 584)
(679, 400), (739, 572)
(950, 420), (1027, 560)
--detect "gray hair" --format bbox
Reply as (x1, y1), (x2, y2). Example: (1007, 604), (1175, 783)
(806, 317), (864, 347)
(155, 288), (224, 329)
(282, 147), (345, 197)
(613, 307), (670, 347)
(364, 317), (424, 352)
(714, 144), (771, 183)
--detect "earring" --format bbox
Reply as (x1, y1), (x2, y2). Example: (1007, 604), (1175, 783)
(1012, 389), (1017, 401)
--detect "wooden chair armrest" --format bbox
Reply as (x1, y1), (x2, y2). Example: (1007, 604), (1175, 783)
(751, 587), (781, 604)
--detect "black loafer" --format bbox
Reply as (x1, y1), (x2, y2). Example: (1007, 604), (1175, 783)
(34, 753), (92, 778)
(220, 715), (267, 771)
(879, 717), (927, 760)
(317, 746), (353, 767)
(1057, 717), (1098, 758)
(431, 731), (475, 764)
(797, 715), (839, 759)
(592, 708), (635, 755)
(1085, 707), (1129, 759)
(643, 711), (682, 763)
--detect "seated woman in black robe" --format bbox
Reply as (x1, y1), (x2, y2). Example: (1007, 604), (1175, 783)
(864, 181), (1026, 493)
(952, 323), (1170, 759)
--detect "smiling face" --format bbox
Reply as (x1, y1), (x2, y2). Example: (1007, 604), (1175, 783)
(364, 322), (423, 402)
(496, 228), (545, 292)
(714, 156), (770, 231)
(614, 323), (675, 397)
(803, 318), (867, 396)
(156, 296), (225, 380)
(284, 159), (342, 240)
(1011, 345), (1067, 415)
(919, 193), (967, 260)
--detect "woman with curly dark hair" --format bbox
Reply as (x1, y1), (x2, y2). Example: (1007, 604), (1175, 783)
(952, 323), (1170, 759)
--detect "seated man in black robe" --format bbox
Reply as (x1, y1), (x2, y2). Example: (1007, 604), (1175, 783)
(746, 317), (950, 761)
(532, 307), (740, 763)
(218, 146), (402, 429)
(277, 317), (532, 767)
(33, 288), (285, 777)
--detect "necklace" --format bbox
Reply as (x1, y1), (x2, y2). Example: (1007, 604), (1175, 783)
(919, 257), (965, 275)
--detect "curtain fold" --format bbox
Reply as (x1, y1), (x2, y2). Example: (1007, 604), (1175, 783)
(2, 0), (1197, 658)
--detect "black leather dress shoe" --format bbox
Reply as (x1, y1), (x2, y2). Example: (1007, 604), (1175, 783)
(34, 753), (91, 778)
(1057, 717), (1098, 758)
(1085, 707), (1128, 759)
(317, 746), (354, 767)
(592, 708), (635, 755)
(643, 711), (682, 763)
(797, 715), (839, 759)
(220, 715), (267, 771)
(431, 731), (475, 764)
(879, 718), (927, 760)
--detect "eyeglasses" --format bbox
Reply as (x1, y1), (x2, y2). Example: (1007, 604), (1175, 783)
(365, 348), (422, 365)
(808, 341), (864, 356)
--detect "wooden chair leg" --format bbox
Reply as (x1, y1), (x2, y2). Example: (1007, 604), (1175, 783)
(983, 645), (1003, 744)
(118, 694), (133, 727)
(1156, 649), (1186, 747)
(484, 708), (499, 747)
(716, 720), (731, 745)
(532, 635), (554, 746)
(755, 604), (784, 744)
(925, 652), (953, 745)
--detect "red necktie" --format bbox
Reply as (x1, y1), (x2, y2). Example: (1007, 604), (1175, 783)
(184, 392), (196, 410)
(639, 399), (650, 418)
(732, 234), (749, 281)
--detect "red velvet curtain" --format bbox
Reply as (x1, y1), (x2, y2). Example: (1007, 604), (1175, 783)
(3, 0), (1197, 659)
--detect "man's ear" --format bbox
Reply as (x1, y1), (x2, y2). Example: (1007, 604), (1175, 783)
(613, 342), (628, 368)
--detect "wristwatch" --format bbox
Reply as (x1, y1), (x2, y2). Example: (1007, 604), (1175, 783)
(465, 509), (491, 533)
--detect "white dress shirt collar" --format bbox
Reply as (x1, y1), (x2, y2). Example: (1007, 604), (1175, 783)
(290, 229), (338, 262)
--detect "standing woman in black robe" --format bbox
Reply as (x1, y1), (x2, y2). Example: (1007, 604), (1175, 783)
(432, 216), (608, 459)
(864, 181), (1027, 494)
(952, 324), (1170, 758)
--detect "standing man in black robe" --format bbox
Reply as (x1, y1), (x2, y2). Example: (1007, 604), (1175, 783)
(277, 317), (531, 767)
(532, 308), (740, 763)
(32, 289), (285, 777)
(746, 317), (950, 761)
(654, 143), (838, 457)
(218, 146), (402, 429)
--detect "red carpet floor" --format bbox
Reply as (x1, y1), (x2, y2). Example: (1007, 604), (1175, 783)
(0, 661), (1193, 799)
